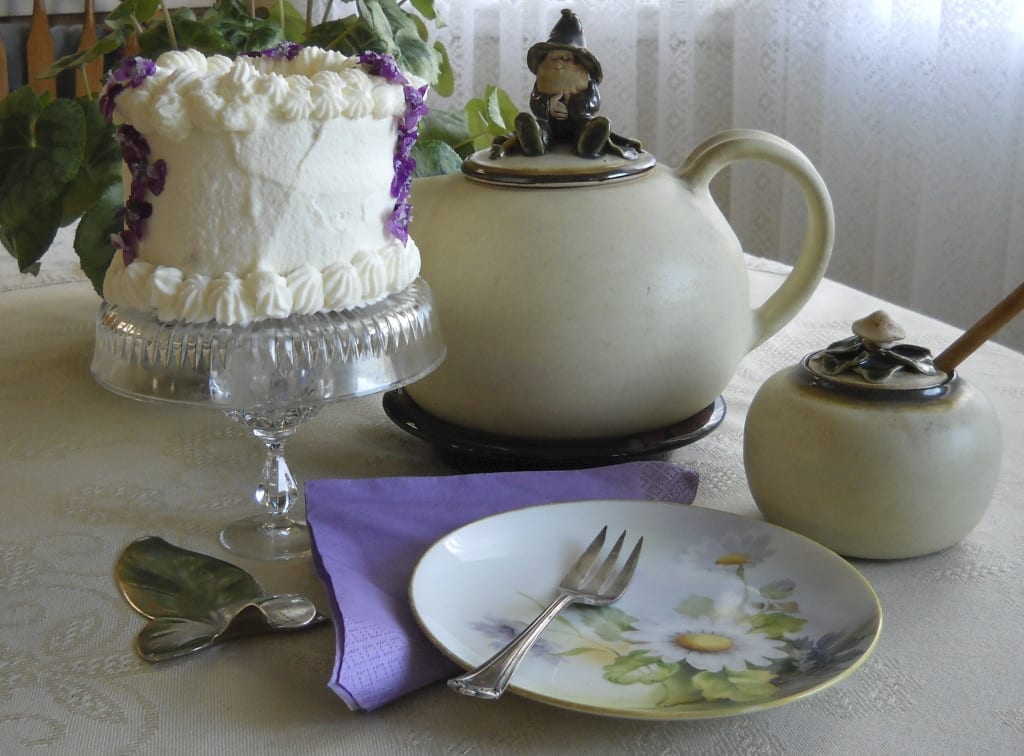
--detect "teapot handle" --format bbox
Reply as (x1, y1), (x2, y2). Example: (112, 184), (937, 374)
(680, 128), (834, 350)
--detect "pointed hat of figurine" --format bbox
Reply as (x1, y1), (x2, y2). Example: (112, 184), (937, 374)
(527, 8), (603, 82)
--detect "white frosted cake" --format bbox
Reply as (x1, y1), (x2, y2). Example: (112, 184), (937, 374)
(99, 45), (425, 325)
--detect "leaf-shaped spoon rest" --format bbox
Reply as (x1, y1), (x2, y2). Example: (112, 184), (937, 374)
(116, 536), (328, 662)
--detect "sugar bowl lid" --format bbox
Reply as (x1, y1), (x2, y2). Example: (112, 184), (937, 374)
(805, 310), (949, 391)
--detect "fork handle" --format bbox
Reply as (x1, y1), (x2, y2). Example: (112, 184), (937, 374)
(448, 592), (575, 699)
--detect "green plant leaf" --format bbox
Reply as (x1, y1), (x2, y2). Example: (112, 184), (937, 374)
(74, 182), (123, 295)
(491, 85), (520, 129)
(376, 0), (420, 35)
(464, 98), (484, 129)
(358, 0), (396, 50)
(432, 41), (454, 97)
(603, 650), (678, 685)
(174, 5), (198, 23)
(692, 668), (779, 703)
(418, 107), (469, 145)
(0, 198), (61, 274)
(745, 612), (807, 639)
(0, 87), (43, 186)
(411, 138), (463, 177)
(132, 0), (290, 58)
(463, 86), (520, 150)
(40, 33), (126, 79)
(410, 0), (440, 23)
(408, 13), (429, 42)
(305, 16), (375, 56)
(273, 0), (307, 42)
(202, 0), (285, 53)
(242, 24), (285, 52)
(394, 28), (440, 83)
(0, 93), (86, 269)
(105, 0), (161, 30)
(79, 96), (120, 170)
(484, 86), (508, 131)
(372, 0), (447, 85)
(60, 97), (121, 225)
(0, 89), (74, 271)
(464, 97), (502, 151)
(176, 20), (236, 56)
(35, 98), (87, 185)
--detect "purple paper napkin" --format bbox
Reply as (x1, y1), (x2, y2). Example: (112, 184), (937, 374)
(304, 460), (698, 711)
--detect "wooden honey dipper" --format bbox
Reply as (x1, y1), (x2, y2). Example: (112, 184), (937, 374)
(934, 280), (1024, 373)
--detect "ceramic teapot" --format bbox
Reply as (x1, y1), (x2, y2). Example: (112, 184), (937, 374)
(406, 129), (833, 440)
(404, 11), (834, 440)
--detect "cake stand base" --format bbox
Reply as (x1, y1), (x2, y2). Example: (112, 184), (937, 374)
(382, 389), (726, 471)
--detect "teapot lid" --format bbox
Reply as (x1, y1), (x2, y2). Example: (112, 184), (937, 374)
(805, 310), (950, 391)
(464, 9), (656, 187)
(462, 145), (656, 187)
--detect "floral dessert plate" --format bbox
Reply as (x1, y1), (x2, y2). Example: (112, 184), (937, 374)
(410, 499), (882, 720)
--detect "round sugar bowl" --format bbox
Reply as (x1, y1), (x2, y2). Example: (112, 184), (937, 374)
(743, 311), (1002, 559)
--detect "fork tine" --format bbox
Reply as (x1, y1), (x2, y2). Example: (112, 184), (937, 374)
(605, 536), (644, 598)
(584, 529), (626, 592)
(562, 526), (607, 585)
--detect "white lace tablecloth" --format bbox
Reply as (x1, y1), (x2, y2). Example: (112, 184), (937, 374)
(2, 242), (1022, 754)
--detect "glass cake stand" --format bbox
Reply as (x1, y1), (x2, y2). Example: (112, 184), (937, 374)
(91, 279), (445, 561)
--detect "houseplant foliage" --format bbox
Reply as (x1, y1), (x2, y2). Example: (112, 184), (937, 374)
(0, 0), (519, 294)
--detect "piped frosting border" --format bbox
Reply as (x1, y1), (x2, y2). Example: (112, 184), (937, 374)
(104, 239), (421, 326)
(110, 46), (420, 141)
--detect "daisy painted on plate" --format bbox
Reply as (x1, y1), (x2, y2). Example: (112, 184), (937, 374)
(620, 615), (789, 673)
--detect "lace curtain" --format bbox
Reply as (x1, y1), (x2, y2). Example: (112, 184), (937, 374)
(415, 0), (1024, 352)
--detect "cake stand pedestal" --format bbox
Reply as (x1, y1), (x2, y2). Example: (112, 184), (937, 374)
(91, 279), (445, 561)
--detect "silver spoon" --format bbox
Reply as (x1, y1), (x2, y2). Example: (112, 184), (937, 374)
(135, 593), (327, 662)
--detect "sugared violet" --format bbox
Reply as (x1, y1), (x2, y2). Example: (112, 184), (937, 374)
(244, 42), (303, 61)
(100, 58), (163, 266)
(99, 56), (157, 120)
(359, 52), (429, 245)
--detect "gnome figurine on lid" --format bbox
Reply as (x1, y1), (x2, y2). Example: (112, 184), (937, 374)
(494, 9), (643, 159)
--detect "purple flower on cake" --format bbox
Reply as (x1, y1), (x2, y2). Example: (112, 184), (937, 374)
(100, 56), (157, 121)
(99, 89), (119, 120)
(358, 52), (429, 246)
(100, 57), (166, 268)
(398, 130), (418, 154)
(111, 56), (157, 87)
(402, 85), (429, 131)
(131, 159), (167, 198)
(123, 198), (153, 236)
(111, 228), (140, 266)
(391, 153), (415, 197)
(245, 42), (303, 61)
(388, 201), (413, 244)
(109, 120), (165, 266)
(116, 125), (150, 163)
(359, 51), (407, 85)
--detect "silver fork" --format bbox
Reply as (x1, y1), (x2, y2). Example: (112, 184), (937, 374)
(448, 526), (643, 699)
